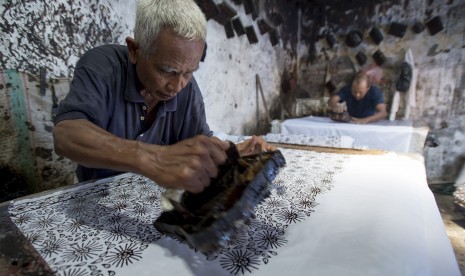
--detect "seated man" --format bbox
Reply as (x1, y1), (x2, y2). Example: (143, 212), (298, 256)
(328, 73), (387, 124)
(52, 0), (273, 194)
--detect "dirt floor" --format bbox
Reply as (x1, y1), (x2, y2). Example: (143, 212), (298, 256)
(432, 186), (465, 275)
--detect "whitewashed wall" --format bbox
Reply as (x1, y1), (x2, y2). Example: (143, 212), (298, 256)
(0, 0), (134, 77)
(196, 3), (282, 135)
(2, 0), (463, 190)
(295, 0), (465, 184)
(0, 0), (283, 192)
(0, 0), (281, 135)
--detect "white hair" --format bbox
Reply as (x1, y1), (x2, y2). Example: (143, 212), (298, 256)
(134, 0), (207, 56)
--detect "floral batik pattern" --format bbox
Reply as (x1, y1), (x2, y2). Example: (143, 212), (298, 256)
(9, 148), (350, 275)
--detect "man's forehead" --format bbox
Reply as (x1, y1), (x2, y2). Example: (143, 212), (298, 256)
(157, 63), (199, 73)
(353, 80), (368, 89)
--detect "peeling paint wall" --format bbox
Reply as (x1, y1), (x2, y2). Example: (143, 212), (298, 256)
(1, 0), (463, 195)
(290, 0), (465, 183)
(0, 0), (137, 199)
(0, 0), (286, 195)
(0, 0), (133, 77)
(195, 1), (283, 135)
(0, 0), (284, 134)
(0, 71), (75, 201)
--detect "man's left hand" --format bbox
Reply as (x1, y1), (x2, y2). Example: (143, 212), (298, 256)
(236, 135), (276, 157)
(351, 117), (370, 124)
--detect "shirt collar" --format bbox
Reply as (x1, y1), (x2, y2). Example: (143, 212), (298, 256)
(125, 60), (144, 103)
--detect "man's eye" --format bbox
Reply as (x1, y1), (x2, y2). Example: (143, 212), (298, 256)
(183, 72), (192, 79)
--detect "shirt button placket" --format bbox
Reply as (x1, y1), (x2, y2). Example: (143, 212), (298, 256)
(140, 105), (147, 121)
(138, 104), (147, 139)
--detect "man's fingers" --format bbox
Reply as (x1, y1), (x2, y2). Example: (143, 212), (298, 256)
(145, 135), (277, 193)
(236, 136), (275, 157)
(179, 160), (212, 193)
(266, 143), (277, 151)
(208, 137), (229, 163)
(202, 156), (219, 179)
(250, 135), (275, 152)
(244, 138), (257, 153)
(212, 137), (230, 151)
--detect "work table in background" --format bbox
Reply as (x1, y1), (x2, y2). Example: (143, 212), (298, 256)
(271, 116), (429, 153)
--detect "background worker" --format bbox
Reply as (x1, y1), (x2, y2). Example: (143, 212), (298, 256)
(328, 72), (387, 124)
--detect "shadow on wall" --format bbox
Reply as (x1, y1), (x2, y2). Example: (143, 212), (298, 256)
(0, 165), (29, 203)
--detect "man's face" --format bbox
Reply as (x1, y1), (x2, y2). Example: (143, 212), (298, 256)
(351, 80), (369, 101)
(128, 28), (205, 103)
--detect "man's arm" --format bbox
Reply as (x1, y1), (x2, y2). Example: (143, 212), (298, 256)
(53, 119), (230, 193)
(327, 94), (345, 113)
(351, 103), (387, 124)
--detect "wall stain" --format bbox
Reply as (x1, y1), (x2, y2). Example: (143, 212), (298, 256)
(34, 147), (53, 160)
(44, 124), (53, 133)
(0, 0), (128, 77)
(25, 121), (35, 131)
(0, 165), (29, 203)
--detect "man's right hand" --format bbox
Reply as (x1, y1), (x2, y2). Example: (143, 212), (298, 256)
(331, 103), (346, 114)
(54, 120), (230, 193)
(135, 135), (230, 193)
(328, 95), (346, 114)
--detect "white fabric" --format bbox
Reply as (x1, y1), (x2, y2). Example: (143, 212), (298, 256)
(454, 163), (465, 187)
(214, 131), (357, 149)
(277, 116), (414, 152)
(454, 185), (465, 209)
(213, 131), (250, 143)
(264, 133), (355, 148)
(284, 153), (459, 276)
(403, 48), (417, 120)
(389, 91), (401, 121)
(8, 149), (459, 276)
(390, 49), (417, 121)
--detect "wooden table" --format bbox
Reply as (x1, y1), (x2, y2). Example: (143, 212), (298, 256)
(0, 202), (53, 275)
(273, 116), (429, 153)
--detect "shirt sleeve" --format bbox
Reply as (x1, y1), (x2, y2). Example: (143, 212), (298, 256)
(336, 85), (351, 102)
(53, 64), (111, 129)
(371, 86), (385, 105)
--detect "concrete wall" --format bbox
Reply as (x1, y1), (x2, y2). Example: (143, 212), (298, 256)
(0, 71), (74, 201)
(0, 0), (463, 197)
(1, 0), (138, 199)
(289, 0), (465, 184)
(0, 0), (285, 196)
(195, 2), (283, 135)
(0, 0), (283, 134)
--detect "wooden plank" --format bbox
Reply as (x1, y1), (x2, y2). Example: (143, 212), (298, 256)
(269, 142), (387, 155)
(0, 204), (54, 275)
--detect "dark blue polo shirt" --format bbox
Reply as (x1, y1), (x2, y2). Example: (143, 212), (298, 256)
(54, 44), (212, 181)
(336, 85), (384, 118)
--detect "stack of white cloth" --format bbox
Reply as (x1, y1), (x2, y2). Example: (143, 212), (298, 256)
(453, 164), (465, 208)
(214, 132), (358, 150)
(263, 133), (356, 149)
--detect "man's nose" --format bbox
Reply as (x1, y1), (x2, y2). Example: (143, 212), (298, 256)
(167, 74), (187, 93)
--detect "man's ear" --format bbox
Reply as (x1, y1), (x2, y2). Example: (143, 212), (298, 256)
(126, 37), (140, 64)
